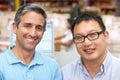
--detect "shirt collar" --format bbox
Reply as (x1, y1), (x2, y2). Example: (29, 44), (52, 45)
(102, 50), (112, 73)
(30, 51), (44, 65)
(77, 57), (83, 70)
(6, 47), (44, 66)
(78, 50), (112, 73)
(6, 47), (20, 64)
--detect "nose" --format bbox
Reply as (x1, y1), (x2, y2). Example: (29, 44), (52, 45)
(30, 27), (37, 37)
(84, 37), (92, 45)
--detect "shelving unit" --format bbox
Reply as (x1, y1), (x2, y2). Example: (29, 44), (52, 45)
(89, 0), (116, 15)
(90, 0), (110, 2)
(119, 1), (120, 16)
(0, 0), (13, 11)
(0, 0), (79, 11)
(25, 0), (79, 2)
(116, 0), (120, 16)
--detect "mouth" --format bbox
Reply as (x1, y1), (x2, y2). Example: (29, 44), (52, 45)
(26, 37), (36, 44)
(83, 48), (95, 54)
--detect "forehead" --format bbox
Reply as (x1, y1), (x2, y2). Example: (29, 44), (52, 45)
(20, 11), (45, 25)
(74, 20), (101, 34)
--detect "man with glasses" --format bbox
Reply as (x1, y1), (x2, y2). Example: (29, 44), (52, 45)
(62, 12), (120, 80)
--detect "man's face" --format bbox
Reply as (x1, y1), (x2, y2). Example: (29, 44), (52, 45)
(13, 11), (45, 51)
(73, 19), (109, 62)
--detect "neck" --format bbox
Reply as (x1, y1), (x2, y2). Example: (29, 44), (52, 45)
(82, 53), (107, 78)
(12, 46), (34, 65)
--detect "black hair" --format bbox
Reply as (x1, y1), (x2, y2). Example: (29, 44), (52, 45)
(71, 12), (106, 37)
(67, 18), (73, 27)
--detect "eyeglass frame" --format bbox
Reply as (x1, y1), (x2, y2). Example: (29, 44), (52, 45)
(73, 30), (105, 43)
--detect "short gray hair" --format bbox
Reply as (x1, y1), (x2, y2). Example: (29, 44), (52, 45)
(14, 3), (47, 27)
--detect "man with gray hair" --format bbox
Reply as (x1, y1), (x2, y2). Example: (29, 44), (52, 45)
(0, 3), (62, 80)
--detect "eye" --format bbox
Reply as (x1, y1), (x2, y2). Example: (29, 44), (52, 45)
(74, 36), (83, 41)
(88, 32), (97, 38)
(36, 25), (44, 31)
(24, 23), (32, 28)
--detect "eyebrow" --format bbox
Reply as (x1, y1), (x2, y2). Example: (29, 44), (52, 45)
(24, 23), (43, 27)
(74, 30), (101, 36)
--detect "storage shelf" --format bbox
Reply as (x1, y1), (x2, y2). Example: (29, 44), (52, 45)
(0, 5), (11, 10)
(25, 0), (79, 2)
(100, 6), (116, 10)
(90, 0), (110, 2)
(116, 0), (120, 16)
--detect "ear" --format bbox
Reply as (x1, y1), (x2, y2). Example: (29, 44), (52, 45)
(104, 31), (109, 40)
(12, 22), (17, 34)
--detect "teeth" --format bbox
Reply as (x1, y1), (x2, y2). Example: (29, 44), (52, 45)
(85, 49), (94, 54)
(27, 38), (34, 42)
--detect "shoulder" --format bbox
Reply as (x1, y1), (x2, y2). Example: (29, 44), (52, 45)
(107, 51), (120, 67)
(0, 51), (8, 72)
(0, 51), (7, 62)
(62, 59), (80, 74)
(61, 59), (80, 80)
(109, 54), (120, 73)
(39, 54), (62, 80)
(0, 47), (12, 60)
(40, 54), (60, 69)
(111, 55), (120, 66)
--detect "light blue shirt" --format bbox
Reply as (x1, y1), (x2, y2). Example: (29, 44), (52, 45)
(0, 47), (62, 80)
(62, 51), (120, 80)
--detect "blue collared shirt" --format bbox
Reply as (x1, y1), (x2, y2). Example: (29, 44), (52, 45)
(0, 47), (62, 80)
(62, 51), (120, 80)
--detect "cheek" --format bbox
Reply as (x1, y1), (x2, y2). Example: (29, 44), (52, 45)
(18, 29), (27, 36)
(76, 44), (83, 52)
(95, 38), (107, 50)
(38, 31), (44, 38)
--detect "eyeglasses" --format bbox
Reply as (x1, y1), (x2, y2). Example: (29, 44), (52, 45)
(73, 31), (104, 43)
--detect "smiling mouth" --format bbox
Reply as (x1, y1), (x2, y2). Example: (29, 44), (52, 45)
(84, 48), (95, 54)
(27, 38), (35, 42)
(25, 38), (36, 44)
